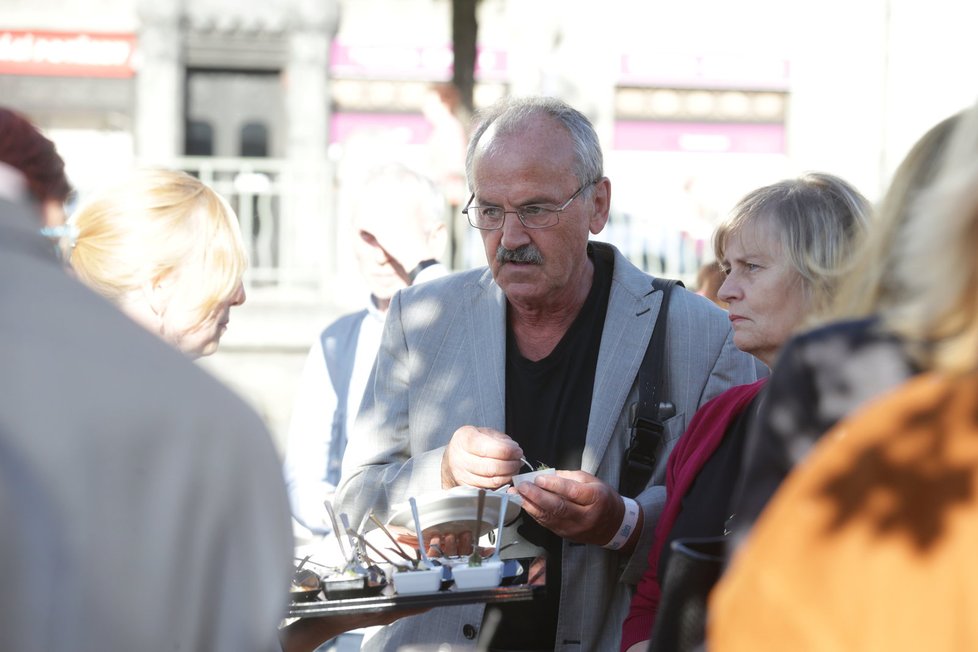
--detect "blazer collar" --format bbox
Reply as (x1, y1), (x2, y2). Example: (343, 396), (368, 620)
(582, 244), (662, 473)
(464, 268), (508, 430)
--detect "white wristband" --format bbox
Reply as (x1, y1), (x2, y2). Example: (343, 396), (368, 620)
(602, 496), (640, 550)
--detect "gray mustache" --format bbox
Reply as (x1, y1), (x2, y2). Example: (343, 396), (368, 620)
(496, 245), (543, 265)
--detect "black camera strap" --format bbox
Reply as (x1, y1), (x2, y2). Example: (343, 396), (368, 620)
(621, 277), (683, 499)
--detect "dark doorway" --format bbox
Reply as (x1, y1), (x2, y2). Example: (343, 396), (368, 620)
(184, 69), (283, 157)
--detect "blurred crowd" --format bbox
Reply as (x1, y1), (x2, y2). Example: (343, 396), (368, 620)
(3, 90), (978, 652)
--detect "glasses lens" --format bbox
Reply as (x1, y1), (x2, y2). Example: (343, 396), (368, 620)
(466, 205), (562, 230)
(519, 206), (559, 229)
(469, 207), (500, 230)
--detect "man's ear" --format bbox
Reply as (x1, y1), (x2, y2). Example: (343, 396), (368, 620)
(588, 177), (611, 235)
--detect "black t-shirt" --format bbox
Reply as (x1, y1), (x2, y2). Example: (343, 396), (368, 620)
(489, 243), (613, 651)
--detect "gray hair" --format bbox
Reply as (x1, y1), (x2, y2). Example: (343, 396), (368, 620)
(464, 96), (604, 197)
(713, 172), (871, 318)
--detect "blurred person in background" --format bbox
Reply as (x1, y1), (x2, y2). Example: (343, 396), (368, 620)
(725, 108), (966, 553)
(68, 168), (247, 359)
(422, 82), (470, 268)
(709, 98), (978, 652)
(422, 83), (469, 211)
(284, 163), (448, 539)
(694, 260), (728, 309)
(0, 107), (71, 228)
(621, 173), (870, 652)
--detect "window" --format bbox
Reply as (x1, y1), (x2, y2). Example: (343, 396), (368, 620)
(185, 120), (214, 156)
(240, 122), (268, 157)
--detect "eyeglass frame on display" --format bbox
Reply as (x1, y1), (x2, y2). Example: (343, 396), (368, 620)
(462, 178), (600, 231)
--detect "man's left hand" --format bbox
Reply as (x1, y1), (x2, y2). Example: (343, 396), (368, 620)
(515, 470), (630, 547)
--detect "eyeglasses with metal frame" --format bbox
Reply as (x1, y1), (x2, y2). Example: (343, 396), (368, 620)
(462, 179), (599, 231)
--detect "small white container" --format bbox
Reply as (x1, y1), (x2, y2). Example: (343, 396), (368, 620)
(392, 566), (444, 595)
(512, 467), (556, 487)
(451, 559), (504, 590)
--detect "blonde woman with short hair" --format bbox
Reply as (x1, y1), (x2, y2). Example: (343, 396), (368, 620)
(70, 168), (247, 358)
(621, 172), (870, 652)
(709, 100), (978, 652)
(724, 109), (966, 554)
(712, 171), (872, 340)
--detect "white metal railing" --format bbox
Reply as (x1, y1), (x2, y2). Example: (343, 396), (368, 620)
(169, 156), (313, 291)
(169, 156), (706, 296)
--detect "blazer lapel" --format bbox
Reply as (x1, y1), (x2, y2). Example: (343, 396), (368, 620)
(464, 269), (507, 431)
(581, 249), (660, 474)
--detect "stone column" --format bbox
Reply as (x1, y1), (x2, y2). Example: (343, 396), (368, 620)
(135, 0), (185, 163)
(283, 0), (339, 296)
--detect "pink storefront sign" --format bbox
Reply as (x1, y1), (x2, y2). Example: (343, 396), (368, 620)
(330, 112), (433, 145)
(329, 41), (508, 81)
(620, 52), (790, 91)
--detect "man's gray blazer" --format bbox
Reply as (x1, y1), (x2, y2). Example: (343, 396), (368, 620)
(337, 242), (756, 652)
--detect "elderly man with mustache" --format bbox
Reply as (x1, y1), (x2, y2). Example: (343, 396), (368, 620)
(336, 96), (756, 652)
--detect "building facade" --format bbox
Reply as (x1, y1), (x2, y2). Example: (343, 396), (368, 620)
(4, 0), (976, 448)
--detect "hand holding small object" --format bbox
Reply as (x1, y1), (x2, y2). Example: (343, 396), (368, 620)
(441, 425), (524, 490)
(517, 470), (636, 547)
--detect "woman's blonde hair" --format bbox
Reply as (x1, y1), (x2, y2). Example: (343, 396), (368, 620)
(882, 100), (978, 373)
(70, 168), (247, 329)
(826, 112), (962, 321)
(713, 172), (871, 321)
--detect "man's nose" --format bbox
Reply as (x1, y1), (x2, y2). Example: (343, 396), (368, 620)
(498, 210), (530, 249)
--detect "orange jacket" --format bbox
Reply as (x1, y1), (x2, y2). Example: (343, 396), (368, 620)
(709, 371), (978, 651)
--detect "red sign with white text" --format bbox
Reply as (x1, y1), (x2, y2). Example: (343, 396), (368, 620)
(0, 30), (136, 78)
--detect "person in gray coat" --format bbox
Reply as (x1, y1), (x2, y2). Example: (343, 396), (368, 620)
(0, 106), (404, 652)
(336, 96), (756, 652)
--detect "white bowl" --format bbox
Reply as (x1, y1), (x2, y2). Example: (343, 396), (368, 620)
(451, 559), (504, 590)
(387, 487), (522, 538)
(392, 566), (443, 595)
(512, 468), (556, 487)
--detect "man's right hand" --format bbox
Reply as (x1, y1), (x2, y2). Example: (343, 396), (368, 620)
(441, 425), (523, 490)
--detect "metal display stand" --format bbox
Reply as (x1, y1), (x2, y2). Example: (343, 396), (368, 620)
(288, 584), (544, 618)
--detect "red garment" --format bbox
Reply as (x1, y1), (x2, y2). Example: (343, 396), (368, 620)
(620, 379), (767, 651)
